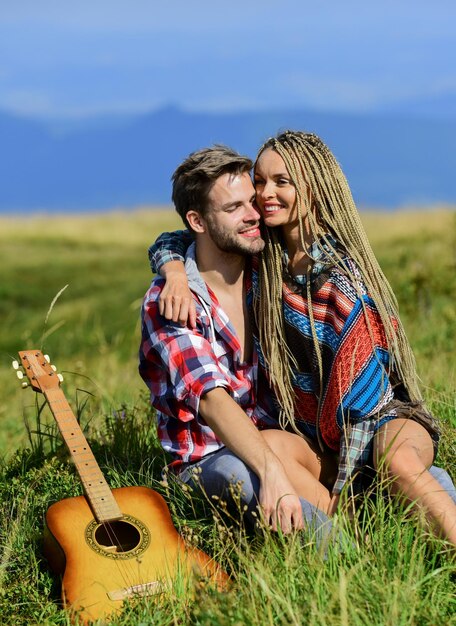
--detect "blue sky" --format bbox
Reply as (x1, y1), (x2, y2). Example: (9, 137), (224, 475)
(1, 0), (455, 119)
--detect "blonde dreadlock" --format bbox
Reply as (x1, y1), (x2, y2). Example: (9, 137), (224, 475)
(254, 130), (422, 437)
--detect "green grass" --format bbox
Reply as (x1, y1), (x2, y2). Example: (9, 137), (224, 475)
(1, 406), (455, 626)
(0, 208), (455, 625)
(0, 210), (183, 452)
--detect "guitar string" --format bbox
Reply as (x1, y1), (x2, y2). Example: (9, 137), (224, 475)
(56, 402), (153, 592)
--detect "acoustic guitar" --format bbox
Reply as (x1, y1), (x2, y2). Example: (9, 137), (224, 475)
(15, 350), (227, 624)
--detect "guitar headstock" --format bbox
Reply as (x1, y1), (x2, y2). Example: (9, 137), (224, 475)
(14, 350), (63, 393)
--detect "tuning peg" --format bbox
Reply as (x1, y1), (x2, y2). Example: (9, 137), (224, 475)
(21, 381), (29, 389)
(16, 370), (24, 380)
(44, 354), (51, 363)
(57, 374), (64, 383)
(12, 360), (20, 370)
(51, 365), (57, 372)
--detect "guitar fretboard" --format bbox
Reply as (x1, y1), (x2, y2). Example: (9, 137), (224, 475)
(45, 387), (123, 523)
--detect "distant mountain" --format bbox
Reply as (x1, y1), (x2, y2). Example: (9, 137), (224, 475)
(379, 92), (456, 120)
(1, 106), (455, 212)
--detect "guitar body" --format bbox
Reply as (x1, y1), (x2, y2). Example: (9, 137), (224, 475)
(44, 486), (226, 623)
(16, 351), (228, 624)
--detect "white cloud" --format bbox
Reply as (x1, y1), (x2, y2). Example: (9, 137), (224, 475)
(0, 89), (55, 116)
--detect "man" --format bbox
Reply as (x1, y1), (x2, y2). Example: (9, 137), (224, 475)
(139, 146), (332, 536)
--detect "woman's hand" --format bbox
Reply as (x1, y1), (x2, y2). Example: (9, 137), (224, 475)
(158, 261), (196, 328)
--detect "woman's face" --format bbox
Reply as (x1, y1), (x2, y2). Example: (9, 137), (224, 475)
(254, 148), (298, 228)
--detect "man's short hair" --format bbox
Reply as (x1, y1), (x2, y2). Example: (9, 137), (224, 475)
(172, 145), (253, 231)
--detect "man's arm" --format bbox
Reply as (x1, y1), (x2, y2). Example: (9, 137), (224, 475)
(141, 279), (302, 531)
(199, 387), (304, 534)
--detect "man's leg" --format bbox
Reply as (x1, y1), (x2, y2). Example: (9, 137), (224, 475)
(179, 448), (332, 543)
(373, 418), (456, 545)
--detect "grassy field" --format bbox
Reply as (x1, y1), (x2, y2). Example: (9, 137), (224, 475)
(0, 208), (455, 625)
(0, 210), (182, 452)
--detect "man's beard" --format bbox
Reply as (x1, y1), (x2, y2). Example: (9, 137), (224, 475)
(205, 219), (265, 256)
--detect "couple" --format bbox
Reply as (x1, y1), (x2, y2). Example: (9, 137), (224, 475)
(139, 131), (456, 546)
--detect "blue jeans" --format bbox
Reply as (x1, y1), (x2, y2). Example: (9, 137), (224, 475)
(428, 465), (456, 503)
(179, 448), (332, 545)
(178, 448), (456, 530)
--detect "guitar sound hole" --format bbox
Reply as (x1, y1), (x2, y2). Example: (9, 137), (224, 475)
(94, 521), (141, 554)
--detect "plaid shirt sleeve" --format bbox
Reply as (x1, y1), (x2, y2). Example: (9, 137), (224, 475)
(148, 229), (193, 275)
(139, 279), (231, 421)
(333, 406), (400, 495)
(333, 419), (376, 495)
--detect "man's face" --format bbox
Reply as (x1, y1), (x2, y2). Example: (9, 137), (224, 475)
(204, 171), (265, 255)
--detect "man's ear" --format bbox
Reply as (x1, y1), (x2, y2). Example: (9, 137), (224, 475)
(186, 210), (206, 234)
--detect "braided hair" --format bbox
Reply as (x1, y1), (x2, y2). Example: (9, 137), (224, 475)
(254, 130), (422, 435)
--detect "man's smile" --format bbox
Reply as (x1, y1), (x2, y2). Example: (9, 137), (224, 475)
(239, 225), (261, 237)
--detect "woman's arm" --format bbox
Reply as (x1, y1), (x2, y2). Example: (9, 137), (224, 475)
(158, 260), (196, 328)
(148, 229), (193, 273)
(148, 229), (196, 327)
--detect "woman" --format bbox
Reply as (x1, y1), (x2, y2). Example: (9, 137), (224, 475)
(150, 131), (456, 545)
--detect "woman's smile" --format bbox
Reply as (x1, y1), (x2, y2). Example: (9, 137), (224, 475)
(254, 148), (297, 226)
(263, 202), (286, 214)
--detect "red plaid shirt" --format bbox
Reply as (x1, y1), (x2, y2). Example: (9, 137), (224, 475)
(139, 250), (278, 470)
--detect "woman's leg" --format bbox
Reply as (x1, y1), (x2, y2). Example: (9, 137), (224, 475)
(373, 418), (456, 545)
(261, 429), (333, 513)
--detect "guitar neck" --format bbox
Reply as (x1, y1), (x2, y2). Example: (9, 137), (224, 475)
(44, 387), (122, 523)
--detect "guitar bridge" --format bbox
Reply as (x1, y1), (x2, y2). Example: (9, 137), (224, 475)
(107, 580), (165, 601)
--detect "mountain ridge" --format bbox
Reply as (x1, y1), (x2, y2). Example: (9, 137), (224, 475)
(1, 106), (455, 212)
